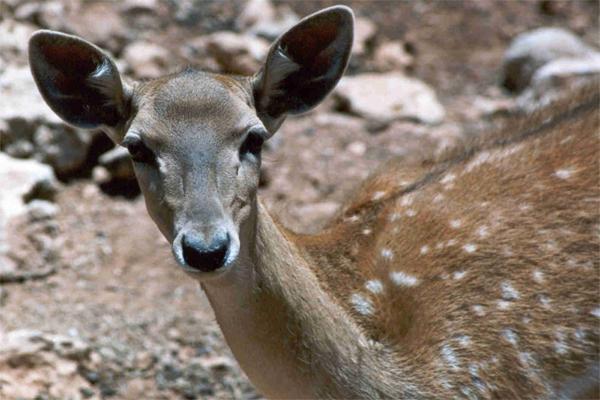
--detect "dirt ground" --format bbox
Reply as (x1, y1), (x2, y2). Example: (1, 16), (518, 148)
(1, 1), (598, 399)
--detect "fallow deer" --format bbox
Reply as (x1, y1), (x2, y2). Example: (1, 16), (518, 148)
(28, 6), (599, 399)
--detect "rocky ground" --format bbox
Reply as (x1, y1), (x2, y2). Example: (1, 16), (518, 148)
(0, 0), (598, 399)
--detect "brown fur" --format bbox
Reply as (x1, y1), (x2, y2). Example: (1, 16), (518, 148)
(291, 85), (600, 398)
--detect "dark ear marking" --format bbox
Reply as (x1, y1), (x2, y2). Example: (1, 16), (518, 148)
(253, 6), (354, 133)
(29, 30), (130, 130)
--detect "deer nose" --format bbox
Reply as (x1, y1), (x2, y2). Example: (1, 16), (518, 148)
(181, 231), (230, 272)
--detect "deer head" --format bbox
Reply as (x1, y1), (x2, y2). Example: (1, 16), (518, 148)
(29, 6), (354, 277)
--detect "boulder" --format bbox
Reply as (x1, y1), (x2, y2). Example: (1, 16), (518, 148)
(236, 0), (299, 41)
(122, 41), (172, 79)
(352, 17), (377, 57)
(0, 154), (59, 282)
(0, 19), (36, 64)
(0, 329), (93, 399)
(372, 40), (414, 72)
(188, 32), (270, 75)
(334, 72), (445, 125)
(502, 27), (597, 92)
(33, 124), (94, 177)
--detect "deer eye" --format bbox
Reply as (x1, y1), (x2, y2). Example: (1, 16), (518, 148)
(239, 129), (265, 159)
(123, 135), (155, 165)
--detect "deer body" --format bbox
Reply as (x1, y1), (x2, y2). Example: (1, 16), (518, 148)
(28, 6), (599, 399)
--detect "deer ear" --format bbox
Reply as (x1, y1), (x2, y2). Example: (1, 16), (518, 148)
(29, 30), (131, 143)
(253, 6), (354, 132)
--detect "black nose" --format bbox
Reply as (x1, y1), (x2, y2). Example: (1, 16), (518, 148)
(181, 232), (229, 272)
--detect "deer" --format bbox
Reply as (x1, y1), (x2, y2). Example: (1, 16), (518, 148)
(28, 5), (599, 399)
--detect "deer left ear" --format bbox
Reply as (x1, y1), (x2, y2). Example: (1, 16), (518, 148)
(253, 6), (354, 133)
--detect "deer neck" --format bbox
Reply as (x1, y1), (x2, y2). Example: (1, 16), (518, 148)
(201, 199), (417, 399)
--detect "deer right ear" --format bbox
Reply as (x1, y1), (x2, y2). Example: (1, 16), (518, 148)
(253, 6), (354, 133)
(29, 30), (131, 143)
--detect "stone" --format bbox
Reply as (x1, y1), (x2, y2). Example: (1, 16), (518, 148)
(122, 41), (172, 79)
(0, 153), (58, 222)
(0, 65), (61, 124)
(98, 146), (135, 181)
(502, 27), (597, 92)
(353, 17), (377, 57)
(237, 0), (299, 41)
(0, 19), (36, 63)
(189, 32), (270, 75)
(373, 41), (414, 72)
(334, 72), (445, 125)
(0, 329), (93, 399)
(27, 200), (59, 222)
(33, 124), (94, 177)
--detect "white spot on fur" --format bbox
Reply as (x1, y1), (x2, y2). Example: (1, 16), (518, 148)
(574, 327), (586, 342)
(390, 271), (419, 287)
(472, 305), (486, 316)
(497, 300), (511, 310)
(420, 245), (429, 255)
(433, 193), (445, 203)
(532, 269), (545, 284)
(453, 270), (467, 280)
(554, 330), (568, 355)
(400, 194), (414, 206)
(554, 168), (575, 180)
(389, 212), (400, 222)
(362, 228), (372, 235)
(538, 295), (551, 308)
(350, 293), (374, 316)
(476, 225), (489, 238)
(456, 335), (471, 347)
(500, 281), (520, 300)
(463, 243), (477, 253)
(447, 239), (457, 247)
(522, 316), (531, 324)
(591, 307), (600, 318)
(405, 209), (417, 217)
(372, 191), (386, 201)
(441, 173), (456, 184)
(381, 248), (394, 260)
(365, 280), (383, 294)
(441, 344), (460, 370)
(346, 215), (360, 223)
(450, 219), (462, 229)
(502, 329), (518, 346)
(519, 352), (534, 367)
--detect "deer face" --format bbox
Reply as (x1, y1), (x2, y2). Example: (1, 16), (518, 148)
(29, 6), (353, 278)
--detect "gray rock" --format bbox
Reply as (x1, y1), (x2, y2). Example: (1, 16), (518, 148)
(0, 153), (58, 221)
(33, 124), (94, 176)
(236, 0), (299, 41)
(0, 19), (36, 63)
(352, 17), (377, 57)
(334, 72), (445, 125)
(372, 41), (414, 72)
(189, 32), (269, 75)
(122, 40), (172, 79)
(27, 200), (59, 222)
(502, 27), (597, 92)
(0, 65), (61, 124)
(98, 146), (135, 181)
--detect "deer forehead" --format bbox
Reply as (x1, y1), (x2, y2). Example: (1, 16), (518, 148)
(133, 70), (257, 143)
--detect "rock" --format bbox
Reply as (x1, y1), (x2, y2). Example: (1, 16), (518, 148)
(334, 72), (445, 125)
(27, 200), (59, 222)
(0, 153), (58, 222)
(0, 154), (59, 282)
(64, 2), (128, 53)
(353, 17), (377, 57)
(0, 65), (61, 124)
(236, 0), (299, 41)
(33, 124), (94, 176)
(98, 146), (135, 181)
(502, 27), (597, 92)
(0, 329), (93, 399)
(0, 19), (36, 63)
(122, 41), (172, 79)
(372, 41), (414, 72)
(189, 32), (270, 75)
